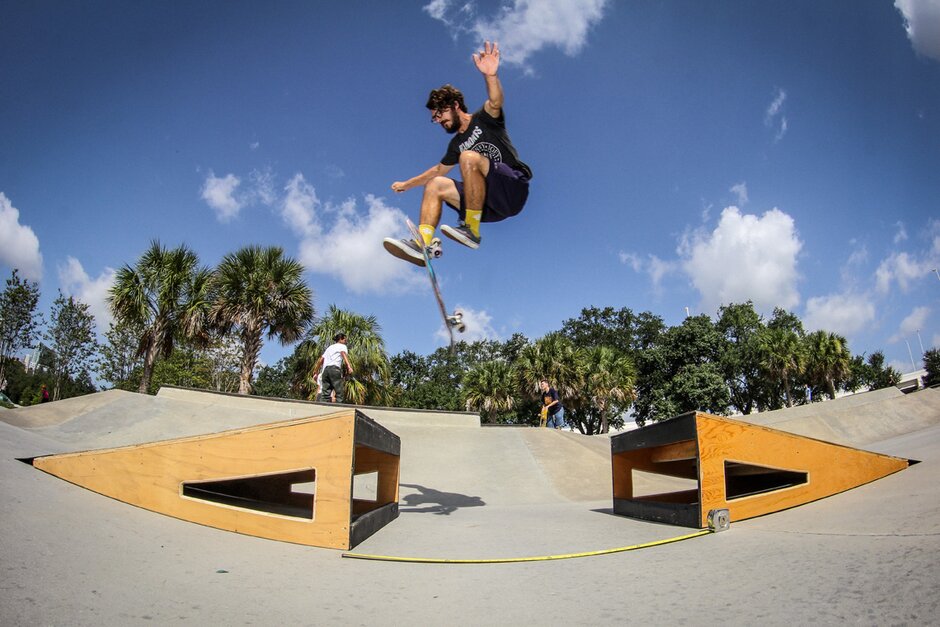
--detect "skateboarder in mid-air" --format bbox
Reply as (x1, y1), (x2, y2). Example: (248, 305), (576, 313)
(384, 41), (533, 266)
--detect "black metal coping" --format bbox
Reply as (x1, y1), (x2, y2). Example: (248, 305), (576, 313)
(354, 410), (401, 456)
(610, 412), (699, 455)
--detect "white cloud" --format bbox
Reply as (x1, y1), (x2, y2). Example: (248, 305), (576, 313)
(900, 305), (931, 336)
(730, 182), (748, 206)
(0, 192), (43, 282)
(281, 173), (322, 237)
(424, 0), (450, 21)
(279, 175), (424, 294)
(803, 292), (876, 335)
(249, 168), (277, 206)
(436, 304), (499, 344)
(764, 88), (788, 142)
(618, 251), (642, 272)
(895, 0), (940, 62)
(619, 251), (677, 289)
(893, 221), (908, 244)
(679, 206), (802, 315)
(58, 256), (116, 334)
(201, 172), (243, 222)
(876, 251), (929, 293)
(426, 0), (608, 70)
(875, 217), (940, 294)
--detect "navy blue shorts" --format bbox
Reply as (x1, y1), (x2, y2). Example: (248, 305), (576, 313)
(446, 161), (530, 223)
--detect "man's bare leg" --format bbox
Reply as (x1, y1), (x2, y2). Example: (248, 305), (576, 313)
(458, 151), (490, 237)
(418, 176), (459, 245)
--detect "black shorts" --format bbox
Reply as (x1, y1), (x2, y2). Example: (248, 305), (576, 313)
(446, 161), (530, 223)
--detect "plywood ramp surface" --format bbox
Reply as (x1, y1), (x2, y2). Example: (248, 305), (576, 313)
(31, 410), (400, 550)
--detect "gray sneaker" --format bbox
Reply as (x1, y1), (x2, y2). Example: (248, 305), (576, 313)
(441, 222), (481, 249)
(383, 237), (426, 266)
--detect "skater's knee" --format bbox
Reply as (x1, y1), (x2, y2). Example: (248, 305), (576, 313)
(458, 150), (485, 168)
(458, 151), (489, 176)
(424, 176), (457, 199)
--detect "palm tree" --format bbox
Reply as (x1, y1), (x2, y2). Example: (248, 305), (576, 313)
(804, 330), (851, 400)
(581, 346), (637, 434)
(291, 305), (391, 405)
(463, 360), (517, 423)
(108, 241), (213, 394)
(756, 327), (805, 407)
(515, 333), (582, 407)
(211, 246), (314, 395)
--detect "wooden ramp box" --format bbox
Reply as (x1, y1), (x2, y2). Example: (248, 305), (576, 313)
(31, 409), (400, 550)
(611, 411), (912, 528)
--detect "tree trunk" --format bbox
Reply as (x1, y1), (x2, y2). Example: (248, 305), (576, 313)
(238, 325), (263, 395)
(139, 341), (159, 394)
(783, 374), (794, 408)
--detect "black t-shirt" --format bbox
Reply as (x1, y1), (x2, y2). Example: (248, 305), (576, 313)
(441, 108), (532, 179)
(542, 387), (561, 415)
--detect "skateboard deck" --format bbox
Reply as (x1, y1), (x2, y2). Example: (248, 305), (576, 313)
(404, 219), (465, 347)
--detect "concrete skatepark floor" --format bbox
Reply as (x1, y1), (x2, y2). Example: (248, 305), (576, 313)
(1, 387), (938, 625)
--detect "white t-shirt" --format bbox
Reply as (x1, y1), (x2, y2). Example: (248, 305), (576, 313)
(321, 342), (348, 369)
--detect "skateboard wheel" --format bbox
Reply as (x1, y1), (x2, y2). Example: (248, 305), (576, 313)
(456, 324), (466, 333)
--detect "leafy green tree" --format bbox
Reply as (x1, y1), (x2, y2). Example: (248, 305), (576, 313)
(865, 351), (902, 390)
(716, 301), (768, 414)
(633, 314), (728, 424)
(291, 305), (390, 405)
(211, 246), (314, 395)
(667, 362), (730, 415)
(923, 348), (940, 388)
(0, 269), (42, 392)
(756, 326), (805, 407)
(96, 320), (145, 390)
(386, 339), (524, 413)
(203, 334), (242, 393)
(561, 306), (665, 355)
(108, 241), (213, 394)
(124, 343), (214, 395)
(515, 333), (582, 407)
(803, 330), (852, 400)
(44, 292), (98, 400)
(463, 360), (518, 423)
(387, 349), (434, 408)
(253, 355), (298, 398)
(578, 345), (636, 434)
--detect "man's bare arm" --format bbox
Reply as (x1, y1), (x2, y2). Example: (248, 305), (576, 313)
(391, 163), (455, 193)
(474, 41), (503, 117)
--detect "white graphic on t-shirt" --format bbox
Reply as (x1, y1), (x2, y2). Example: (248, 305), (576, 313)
(457, 125), (502, 163)
(458, 127), (483, 153)
(472, 142), (502, 162)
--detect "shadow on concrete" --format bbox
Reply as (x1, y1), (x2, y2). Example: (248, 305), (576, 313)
(399, 483), (485, 515)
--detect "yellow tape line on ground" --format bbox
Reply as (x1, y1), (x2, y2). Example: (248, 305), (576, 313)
(342, 529), (711, 564)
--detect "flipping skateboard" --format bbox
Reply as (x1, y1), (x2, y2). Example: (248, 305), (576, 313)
(404, 219), (466, 346)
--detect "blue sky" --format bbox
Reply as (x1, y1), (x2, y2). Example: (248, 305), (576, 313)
(2, 0), (939, 375)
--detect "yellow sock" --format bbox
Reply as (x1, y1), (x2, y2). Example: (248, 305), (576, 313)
(418, 224), (435, 246)
(464, 209), (482, 237)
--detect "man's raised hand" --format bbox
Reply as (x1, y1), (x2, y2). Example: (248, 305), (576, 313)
(473, 41), (500, 76)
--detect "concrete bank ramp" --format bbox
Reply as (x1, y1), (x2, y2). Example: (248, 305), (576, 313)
(740, 386), (940, 447)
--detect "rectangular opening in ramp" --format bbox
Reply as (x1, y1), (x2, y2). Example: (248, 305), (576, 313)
(182, 468), (316, 520)
(724, 461), (807, 500)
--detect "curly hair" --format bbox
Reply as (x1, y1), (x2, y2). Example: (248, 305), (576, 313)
(426, 84), (467, 113)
